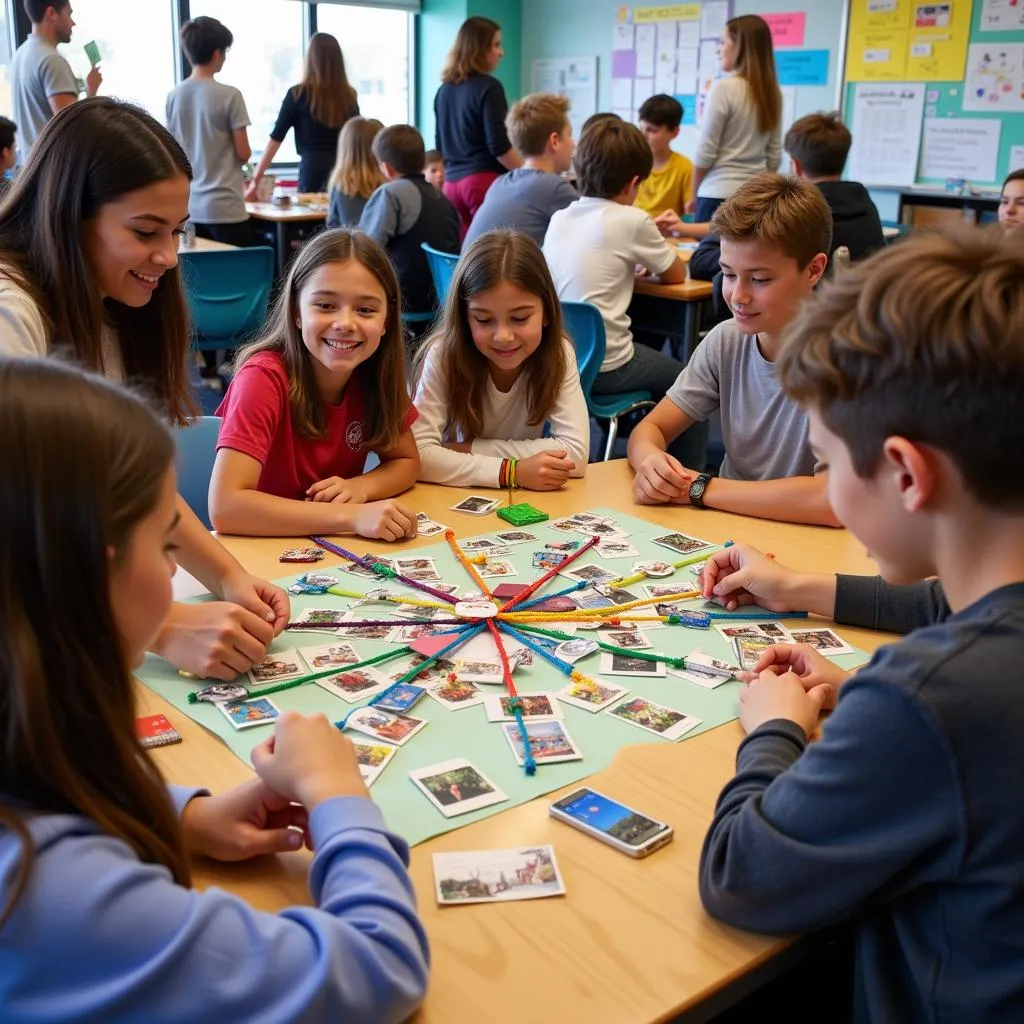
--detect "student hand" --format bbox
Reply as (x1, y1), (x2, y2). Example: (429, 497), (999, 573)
(738, 668), (831, 739)
(307, 475), (369, 504)
(518, 450), (575, 490)
(86, 65), (103, 97)
(244, 181), (260, 202)
(150, 601), (276, 680)
(352, 499), (417, 541)
(699, 544), (799, 612)
(218, 569), (290, 636)
(738, 643), (848, 710)
(684, 198), (697, 215)
(632, 451), (692, 504)
(180, 778), (311, 861)
(654, 209), (684, 237)
(634, 263), (651, 278)
(251, 712), (370, 812)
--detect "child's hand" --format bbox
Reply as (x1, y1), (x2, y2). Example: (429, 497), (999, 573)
(654, 209), (684, 237)
(180, 777), (310, 861)
(700, 544), (798, 612)
(633, 451), (692, 504)
(684, 198), (697, 215)
(738, 668), (831, 738)
(352, 499), (417, 541)
(738, 643), (848, 710)
(634, 263), (651, 278)
(307, 476), (368, 504)
(518, 450), (575, 490)
(251, 712), (370, 812)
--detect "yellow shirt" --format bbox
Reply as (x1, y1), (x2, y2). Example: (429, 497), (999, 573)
(635, 151), (694, 218)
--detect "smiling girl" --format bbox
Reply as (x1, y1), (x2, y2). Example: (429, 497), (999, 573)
(210, 229), (420, 541)
(412, 230), (588, 490)
(0, 97), (290, 683)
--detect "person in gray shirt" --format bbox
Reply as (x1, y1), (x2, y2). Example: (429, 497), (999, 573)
(464, 92), (576, 249)
(165, 16), (253, 247)
(10, 0), (101, 159)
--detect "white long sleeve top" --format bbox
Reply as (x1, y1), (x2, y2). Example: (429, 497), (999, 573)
(412, 337), (590, 487)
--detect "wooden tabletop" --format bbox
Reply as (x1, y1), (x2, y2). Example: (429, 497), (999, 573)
(634, 274), (714, 301)
(179, 237), (239, 253)
(245, 200), (329, 223)
(141, 460), (885, 1023)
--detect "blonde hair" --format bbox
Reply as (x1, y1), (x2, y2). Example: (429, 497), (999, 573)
(727, 15), (781, 135)
(441, 16), (500, 85)
(711, 173), (831, 267)
(295, 32), (358, 129)
(329, 117), (384, 199)
(506, 93), (570, 157)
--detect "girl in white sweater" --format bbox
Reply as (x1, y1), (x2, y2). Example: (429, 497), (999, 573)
(412, 230), (589, 490)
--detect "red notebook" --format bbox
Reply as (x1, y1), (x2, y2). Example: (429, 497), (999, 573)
(135, 714), (182, 748)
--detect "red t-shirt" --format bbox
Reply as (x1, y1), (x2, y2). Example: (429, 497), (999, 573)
(216, 351), (417, 500)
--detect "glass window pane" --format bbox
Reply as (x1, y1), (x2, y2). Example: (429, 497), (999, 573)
(56, 0), (175, 121)
(194, 0), (306, 164)
(315, 5), (411, 128)
(0, 4), (12, 119)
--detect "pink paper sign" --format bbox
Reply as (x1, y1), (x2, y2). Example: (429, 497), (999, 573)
(762, 12), (806, 47)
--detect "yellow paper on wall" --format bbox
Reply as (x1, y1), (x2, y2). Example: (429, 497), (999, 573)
(904, 1), (971, 82)
(633, 4), (700, 22)
(850, 0), (912, 33)
(847, 30), (910, 80)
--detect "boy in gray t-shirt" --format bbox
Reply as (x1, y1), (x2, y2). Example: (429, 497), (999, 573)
(165, 16), (253, 247)
(463, 92), (576, 249)
(627, 173), (839, 527)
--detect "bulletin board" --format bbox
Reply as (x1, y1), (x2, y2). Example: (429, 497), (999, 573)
(843, 0), (1024, 187)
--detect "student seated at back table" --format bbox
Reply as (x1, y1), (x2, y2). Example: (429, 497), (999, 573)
(998, 168), (1024, 230)
(697, 224), (1024, 1024)
(463, 91), (577, 248)
(424, 148), (445, 190)
(359, 124), (460, 317)
(634, 93), (694, 219)
(627, 174), (838, 527)
(0, 116), (17, 199)
(326, 116), (384, 228)
(412, 230), (588, 489)
(210, 229), (420, 542)
(542, 118), (708, 469)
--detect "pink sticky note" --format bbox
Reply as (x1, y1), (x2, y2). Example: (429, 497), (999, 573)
(763, 12), (805, 47)
(408, 635), (459, 659)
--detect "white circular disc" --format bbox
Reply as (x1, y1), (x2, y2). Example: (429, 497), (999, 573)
(455, 600), (499, 619)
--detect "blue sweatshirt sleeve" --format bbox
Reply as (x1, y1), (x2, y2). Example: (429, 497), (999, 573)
(0, 796), (429, 1024)
(699, 662), (963, 935)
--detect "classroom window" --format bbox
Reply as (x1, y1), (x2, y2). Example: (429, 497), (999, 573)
(196, 0), (307, 165)
(56, 0), (176, 121)
(0, 2), (12, 122)
(315, 4), (413, 127)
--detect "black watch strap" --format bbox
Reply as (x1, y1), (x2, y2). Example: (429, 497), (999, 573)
(688, 473), (712, 509)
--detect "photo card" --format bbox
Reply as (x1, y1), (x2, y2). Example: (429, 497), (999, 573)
(450, 495), (501, 515)
(217, 697), (280, 730)
(316, 666), (392, 703)
(483, 692), (561, 722)
(426, 675), (485, 710)
(433, 846), (565, 905)
(248, 653), (306, 686)
(606, 696), (702, 741)
(502, 719), (583, 765)
(375, 683), (427, 713)
(788, 628), (856, 655)
(599, 652), (666, 677)
(297, 642), (361, 670)
(353, 741), (398, 786)
(556, 679), (629, 712)
(650, 532), (714, 556)
(410, 758), (507, 817)
(346, 706), (428, 746)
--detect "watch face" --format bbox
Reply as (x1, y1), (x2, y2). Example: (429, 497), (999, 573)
(689, 477), (707, 504)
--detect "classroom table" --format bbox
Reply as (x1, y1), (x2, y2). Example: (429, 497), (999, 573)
(631, 272), (714, 363)
(138, 460), (889, 1024)
(245, 199), (328, 274)
(180, 236), (238, 253)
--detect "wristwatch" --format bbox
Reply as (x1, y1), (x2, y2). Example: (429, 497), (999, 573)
(688, 473), (712, 509)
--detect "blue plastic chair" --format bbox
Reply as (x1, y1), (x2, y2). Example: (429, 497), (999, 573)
(421, 243), (459, 306)
(178, 246), (275, 352)
(175, 416), (221, 530)
(561, 301), (655, 462)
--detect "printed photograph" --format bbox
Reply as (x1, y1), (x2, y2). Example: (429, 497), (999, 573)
(302, 643), (360, 669)
(220, 697), (279, 729)
(558, 680), (627, 711)
(350, 708), (427, 744)
(652, 532), (713, 555)
(503, 720), (582, 764)
(250, 656), (302, 683)
(415, 762), (500, 806)
(610, 697), (686, 733)
(434, 846), (565, 905)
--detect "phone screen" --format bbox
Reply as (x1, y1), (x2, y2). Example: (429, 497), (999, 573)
(555, 789), (667, 846)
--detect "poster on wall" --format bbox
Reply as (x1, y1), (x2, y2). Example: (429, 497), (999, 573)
(979, 0), (1024, 32)
(848, 81), (927, 184)
(919, 117), (1002, 182)
(530, 57), (599, 134)
(963, 43), (1024, 112)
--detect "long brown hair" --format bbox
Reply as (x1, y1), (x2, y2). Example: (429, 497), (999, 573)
(415, 230), (567, 440)
(329, 117), (385, 198)
(441, 16), (500, 85)
(237, 229), (410, 450)
(0, 359), (190, 928)
(0, 98), (197, 425)
(727, 15), (781, 135)
(295, 32), (358, 129)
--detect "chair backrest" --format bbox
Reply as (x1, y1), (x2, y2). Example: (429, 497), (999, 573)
(421, 243), (459, 307)
(179, 247), (275, 345)
(560, 301), (606, 398)
(174, 415), (221, 530)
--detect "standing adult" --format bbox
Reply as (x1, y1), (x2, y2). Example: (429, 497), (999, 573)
(10, 0), (101, 159)
(246, 33), (359, 197)
(692, 14), (781, 222)
(433, 16), (521, 237)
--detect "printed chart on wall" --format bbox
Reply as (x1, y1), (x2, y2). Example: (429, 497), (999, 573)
(531, 56), (599, 133)
(845, 0), (1024, 188)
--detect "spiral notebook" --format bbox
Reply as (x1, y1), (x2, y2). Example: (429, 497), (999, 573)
(135, 714), (182, 748)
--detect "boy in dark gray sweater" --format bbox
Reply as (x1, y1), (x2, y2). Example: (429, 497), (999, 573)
(697, 224), (1024, 1024)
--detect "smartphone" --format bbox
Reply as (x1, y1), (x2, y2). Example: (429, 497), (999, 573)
(550, 787), (673, 858)
(84, 40), (101, 67)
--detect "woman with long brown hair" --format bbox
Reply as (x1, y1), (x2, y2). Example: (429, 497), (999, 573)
(412, 229), (588, 489)
(0, 359), (429, 1022)
(692, 14), (782, 222)
(246, 32), (360, 196)
(0, 97), (290, 682)
(433, 16), (522, 237)
(326, 116), (385, 228)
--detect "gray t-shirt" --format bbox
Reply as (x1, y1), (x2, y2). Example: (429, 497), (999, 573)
(666, 319), (817, 481)
(10, 35), (78, 157)
(465, 168), (577, 249)
(165, 78), (250, 224)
